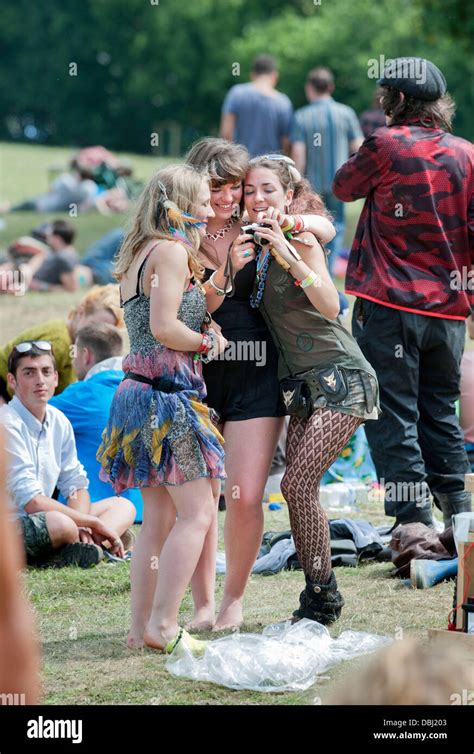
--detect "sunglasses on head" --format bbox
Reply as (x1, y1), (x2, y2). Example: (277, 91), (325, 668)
(8, 341), (54, 373)
(249, 154), (296, 167)
(13, 341), (52, 354)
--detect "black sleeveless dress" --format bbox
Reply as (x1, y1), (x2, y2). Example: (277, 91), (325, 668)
(202, 261), (285, 422)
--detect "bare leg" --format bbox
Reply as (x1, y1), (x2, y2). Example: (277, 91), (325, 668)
(92, 496), (136, 539)
(188, 478), (220, 630)
(213, 416), (284, 631)
(45, 511), (79, 548)
(127, 488), (175, 648)
(144, 476), (215, 650)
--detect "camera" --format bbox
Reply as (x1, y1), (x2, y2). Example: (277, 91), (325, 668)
(241, 222), (272, 246)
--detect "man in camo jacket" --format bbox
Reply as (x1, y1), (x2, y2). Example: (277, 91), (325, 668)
(334, 57), (474, 529)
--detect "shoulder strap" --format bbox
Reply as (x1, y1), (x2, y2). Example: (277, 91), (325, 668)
(136, 241), (162, 296)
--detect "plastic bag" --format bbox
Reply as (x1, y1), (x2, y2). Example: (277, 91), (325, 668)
(166, 619), (391, 692)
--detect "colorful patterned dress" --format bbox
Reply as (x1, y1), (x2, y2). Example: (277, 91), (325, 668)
(97, 245), (226, 492)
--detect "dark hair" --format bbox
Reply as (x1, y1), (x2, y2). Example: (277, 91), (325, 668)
(185, 138), (249, 188)
(50, 220), (75, 245)
(186, 138), (249, 268)
(8, 345), (56, 377)
(252, 54), (278, 76)
(75, 323), (123, 363)
(306, 67), (334, 94)
(379, 87), (455, 132)
(246, 157), (332, 220)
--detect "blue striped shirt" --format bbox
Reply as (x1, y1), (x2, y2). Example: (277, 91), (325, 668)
(290, 97), (362, 194)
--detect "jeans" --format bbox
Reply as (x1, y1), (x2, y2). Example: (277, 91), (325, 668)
(352, 298), (471, 523)
(81, 228), (124, 284)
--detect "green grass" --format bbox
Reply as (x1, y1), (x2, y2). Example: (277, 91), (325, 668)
(24, 503), (455, 706)
(1, 142), (467, 705)
(0, 141), (171, 251)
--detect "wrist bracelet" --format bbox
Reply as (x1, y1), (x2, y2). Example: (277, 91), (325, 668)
(300, 271), (319, 289)
(208, 270), (232, 296)
(281, 216), (295, 233)
(295, 270), (318, 288)
(200, 329), (219, 363)
(293, 215), (305, 233)
(197, 332), (211, 353)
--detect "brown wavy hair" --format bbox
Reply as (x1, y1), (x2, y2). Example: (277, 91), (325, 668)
(185, 138), (249, 188)
(245, 157), (332, 219)
(380, 86), (455, 132)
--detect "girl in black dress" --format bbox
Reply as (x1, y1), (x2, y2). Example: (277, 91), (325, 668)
(186, 139), (336, 630)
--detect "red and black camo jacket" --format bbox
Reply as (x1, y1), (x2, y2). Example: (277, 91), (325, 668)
(333, 120), (474, 319)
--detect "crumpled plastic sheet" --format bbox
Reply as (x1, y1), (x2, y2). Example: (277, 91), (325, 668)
(166, 618), (392, 692)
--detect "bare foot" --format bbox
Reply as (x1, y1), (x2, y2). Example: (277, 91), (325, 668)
(212, 599), (243, 632)
(185, 607), (215, 632)
(143, 626), (178, 652)
(126, 633), (144, 649)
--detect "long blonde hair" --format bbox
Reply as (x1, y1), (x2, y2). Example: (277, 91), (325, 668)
(68, 284), (124, 328)
(114, 164), (208, 281)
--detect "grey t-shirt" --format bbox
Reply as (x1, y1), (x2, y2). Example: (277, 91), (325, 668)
(34, 248), (78, 285)
(222, 82), (293, 157)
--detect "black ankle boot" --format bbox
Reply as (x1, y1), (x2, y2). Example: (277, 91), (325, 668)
(292, 571), (344, 625)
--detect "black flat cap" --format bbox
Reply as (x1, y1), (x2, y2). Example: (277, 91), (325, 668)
(377, 57), (447, 101)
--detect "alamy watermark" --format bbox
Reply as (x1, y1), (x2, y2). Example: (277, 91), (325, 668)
(0, 692), (26, 705)
(367, 55), (426, 85)
(0, 268), (26, 296)
(450, 267), (474, 291)
(215, 339), (266, 366)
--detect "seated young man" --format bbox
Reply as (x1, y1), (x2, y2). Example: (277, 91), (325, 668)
(0, 342), (136, 567)
(50, 322), (143, 522)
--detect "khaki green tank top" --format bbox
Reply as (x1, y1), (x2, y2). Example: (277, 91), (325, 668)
(258, 258), (377, 381)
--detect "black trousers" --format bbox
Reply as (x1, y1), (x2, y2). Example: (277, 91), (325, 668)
(352, 298), (470, 523)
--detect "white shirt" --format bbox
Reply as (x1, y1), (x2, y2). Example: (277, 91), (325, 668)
(84, 356), (123, 380)
(0, 395), (88, 520)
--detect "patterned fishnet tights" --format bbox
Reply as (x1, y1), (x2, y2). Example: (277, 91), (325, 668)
(281, 408), (363, 584)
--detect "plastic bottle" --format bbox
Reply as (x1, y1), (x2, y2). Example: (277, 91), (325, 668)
(319, 482), (369, 510)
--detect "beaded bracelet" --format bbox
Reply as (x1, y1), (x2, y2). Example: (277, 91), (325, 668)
(197, 332), (211, 353)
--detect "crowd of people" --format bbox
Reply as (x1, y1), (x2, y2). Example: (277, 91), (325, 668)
(0, 54), (473, 667)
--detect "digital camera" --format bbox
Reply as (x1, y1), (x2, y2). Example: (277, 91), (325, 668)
(241, 222), (272, 246)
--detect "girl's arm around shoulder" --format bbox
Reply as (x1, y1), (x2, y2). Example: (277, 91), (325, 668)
(291, 232), (340, 320)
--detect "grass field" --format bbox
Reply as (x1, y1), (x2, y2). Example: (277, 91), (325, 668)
(0, 142), (467, 705)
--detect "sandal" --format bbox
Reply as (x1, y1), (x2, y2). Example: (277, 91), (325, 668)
(165, 627), (208, 657)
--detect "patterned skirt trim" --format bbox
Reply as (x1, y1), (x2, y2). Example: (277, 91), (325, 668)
(97, 380), (226, 493)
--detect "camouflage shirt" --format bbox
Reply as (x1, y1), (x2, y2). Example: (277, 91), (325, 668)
(333, 120), (474, 319)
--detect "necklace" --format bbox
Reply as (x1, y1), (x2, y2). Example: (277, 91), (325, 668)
(205, 216), (237, 242)
(250, 247), (271, 309)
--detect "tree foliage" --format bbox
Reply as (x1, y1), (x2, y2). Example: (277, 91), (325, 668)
(0, 0), (471, 153)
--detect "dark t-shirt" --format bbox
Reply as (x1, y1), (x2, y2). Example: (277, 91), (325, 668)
(34, 248), (78, 285)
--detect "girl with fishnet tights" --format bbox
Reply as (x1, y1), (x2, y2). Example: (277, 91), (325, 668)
(242, 155), (380, 623)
